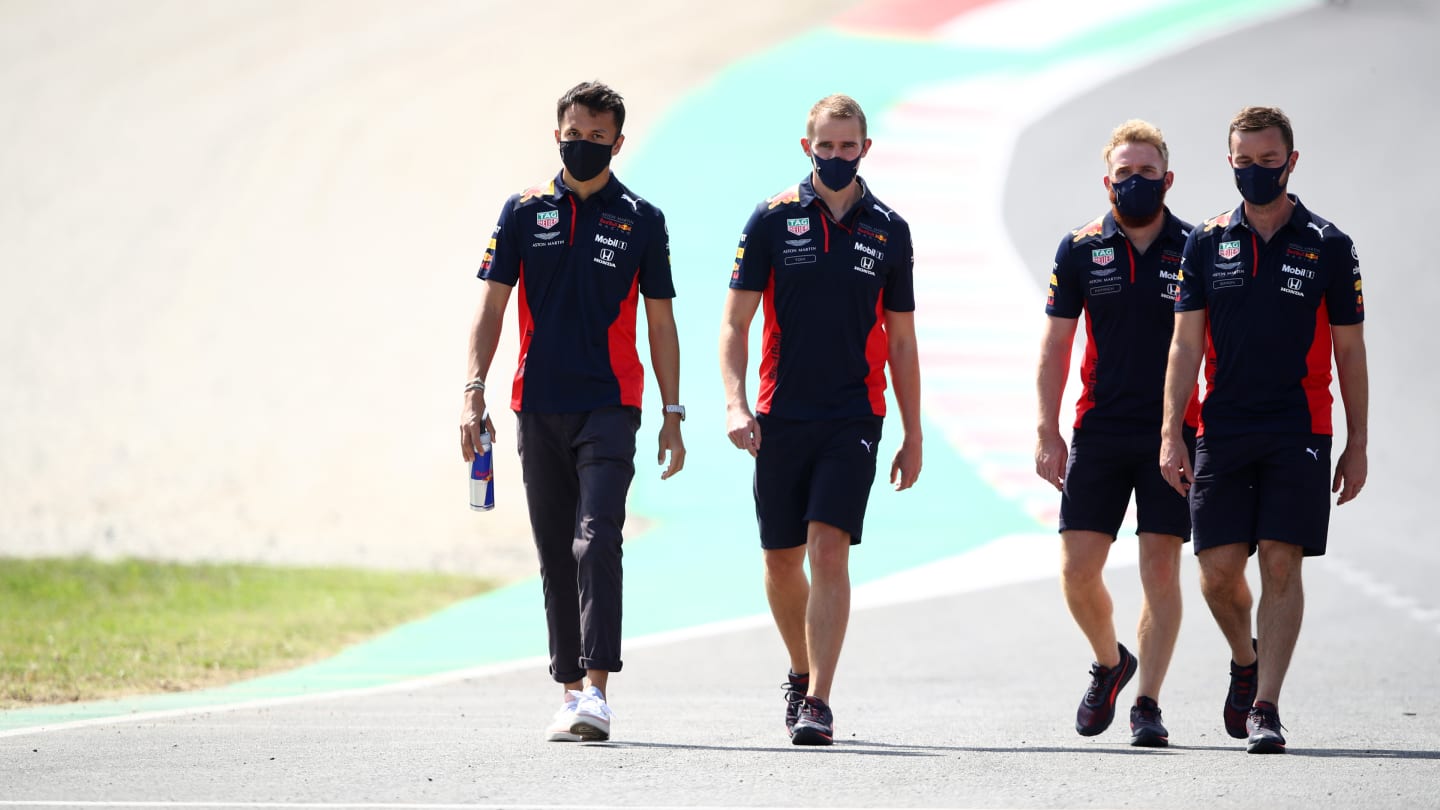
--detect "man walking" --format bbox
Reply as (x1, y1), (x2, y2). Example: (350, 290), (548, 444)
(1161, 106), (1368, 754)
(720, 94), (922, 746)
(459, 81), (686, 743)
(1036, 120), (1198, 747)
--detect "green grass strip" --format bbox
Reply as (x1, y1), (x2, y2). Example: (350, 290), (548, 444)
(0, 557), (493, 709)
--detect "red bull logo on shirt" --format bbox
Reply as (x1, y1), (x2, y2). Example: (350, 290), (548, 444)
(767, 185), (801, 209)
(1203, 211), (1233, 232)
(519, 180), (556, 203)
(1071, 217), (1103, 242)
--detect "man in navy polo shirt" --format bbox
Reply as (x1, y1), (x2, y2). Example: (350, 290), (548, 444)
(1161, 106), (1368, 755)
(1036, 119), (1198, 748)
(719, 94), (923, 746)
(459, 81), (687, 743)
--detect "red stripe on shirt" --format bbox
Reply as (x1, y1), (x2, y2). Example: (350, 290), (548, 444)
(1074, 306), (1098, 430)
(1198, 320), (1218, 437)
(1303, 302), (1335, 435)
(511, 262), (533, 412)
(864, 297), (889, 416)
(608, 273), (645, 409)
(757, 274), (780, 415)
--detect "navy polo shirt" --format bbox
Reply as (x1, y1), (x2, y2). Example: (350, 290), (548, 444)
(1047, 209), (1199, 433)
(480, 172), (674, 413)
(1176, 195), (1363, 437)
(730, 175), (915, 420)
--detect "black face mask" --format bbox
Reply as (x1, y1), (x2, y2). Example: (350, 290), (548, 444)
(559, 139), (614, 182)
(1110, 173), (1166, 223)
(810, 152), (861, 192)
(1234, 161), (1288, 206)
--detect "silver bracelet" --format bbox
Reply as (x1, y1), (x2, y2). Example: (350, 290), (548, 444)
(464, 379), (486, 393)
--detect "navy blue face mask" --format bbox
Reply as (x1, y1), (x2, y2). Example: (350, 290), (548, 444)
(1234, 161), (1288, 206)
(810, 152), (861, 192)
(1111, 173), (1166, 222)
(559, 138), (614, 183)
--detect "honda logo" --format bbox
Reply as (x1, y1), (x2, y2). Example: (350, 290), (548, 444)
(1286, 277), (1302, 290)
(600, 248), (615, 262)
(860, 256), (874, 270)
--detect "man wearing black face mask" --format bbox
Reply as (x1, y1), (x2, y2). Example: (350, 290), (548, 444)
(721, 94), (922, 746)
(1036, 120), (1197, 748)
(460, 80), (686, 743)
(1161, 106), (1367, 755)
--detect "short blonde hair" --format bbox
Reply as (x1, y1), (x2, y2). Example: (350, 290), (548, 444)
(807, 94), (868, 140)
(1102, 119), (1169, 167)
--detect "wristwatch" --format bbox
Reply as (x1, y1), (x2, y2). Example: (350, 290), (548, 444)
(663, 404), (686, 421)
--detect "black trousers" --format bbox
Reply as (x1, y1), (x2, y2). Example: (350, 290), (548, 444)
(515, 407), (639, 683)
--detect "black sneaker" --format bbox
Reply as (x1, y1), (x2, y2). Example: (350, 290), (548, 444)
(1225, 638), (1259, 739)
(1129, 696), (1169, 748)
(791, 695), (834, 746)
(781, 678), (807, 736)
(1076, 643), (1137, 736)
(1246, 701), (1286, 754)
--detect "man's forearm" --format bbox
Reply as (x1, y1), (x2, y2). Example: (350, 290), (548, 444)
(889, 339), (922, 438)
(648, 319), (682, 406)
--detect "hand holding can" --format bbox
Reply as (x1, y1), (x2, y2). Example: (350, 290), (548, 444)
(469, 431), (495, 511)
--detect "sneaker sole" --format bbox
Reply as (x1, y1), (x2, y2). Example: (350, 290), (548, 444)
(791, 726), (833, 746)
(1130, 730), (1169, 748)
(570, 721), (610, 742)
(1247, 737), (1286, 754)
(546, 730), (583, 742)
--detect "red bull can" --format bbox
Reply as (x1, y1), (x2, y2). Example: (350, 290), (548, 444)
(469, 431), (494, 512)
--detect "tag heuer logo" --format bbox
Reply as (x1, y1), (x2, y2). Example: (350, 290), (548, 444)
(786, 218), (811, 236)
(536, 210), (560, 230)
(1219, 240), (1241, 260)
(1091, 248), (1115, 266)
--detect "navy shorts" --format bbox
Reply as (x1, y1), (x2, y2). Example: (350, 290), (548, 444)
(1060, 426), (1196, 540)
(1191, 432), (1333, 557)
(753, 414), (882, 549)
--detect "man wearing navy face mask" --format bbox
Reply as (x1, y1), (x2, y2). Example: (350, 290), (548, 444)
(1161, 106), (1367, 754)
(460, 80), (686, 743)
(720, 94), (922, 746)
(1036, 120), (1198, 747)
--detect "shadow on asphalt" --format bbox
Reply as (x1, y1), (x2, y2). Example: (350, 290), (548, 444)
(581, 740), (1177, 756)
(584, 740), (1440, 760)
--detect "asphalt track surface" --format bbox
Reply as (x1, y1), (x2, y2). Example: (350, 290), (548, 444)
(5, 1), (1440, 808)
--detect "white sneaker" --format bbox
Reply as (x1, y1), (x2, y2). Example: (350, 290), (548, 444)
(570, 685), (612, 741)
(544, 692), (583, 742)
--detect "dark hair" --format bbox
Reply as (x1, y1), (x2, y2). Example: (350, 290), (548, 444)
(556, 81), (626, 135)
(1229, 106), (1293, 154)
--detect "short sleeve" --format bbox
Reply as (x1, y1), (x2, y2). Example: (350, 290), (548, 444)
(1175, 228), (1207, 312)
(1327, 236), (1364, 325)
(729, 204), (771, 292)
(479, 196), (521, 286)
(638, 209), (676, 299)
(882, 221), (916, 313)
(1045, 234), (1084, 318)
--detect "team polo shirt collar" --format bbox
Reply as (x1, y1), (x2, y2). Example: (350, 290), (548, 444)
(552, 171), (625, 204)
(1102, 208), (1188, 245)
(1100, 210), (1123, 240)
(1223, 194), (1315, 238)
(798, 174), (873, 224)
